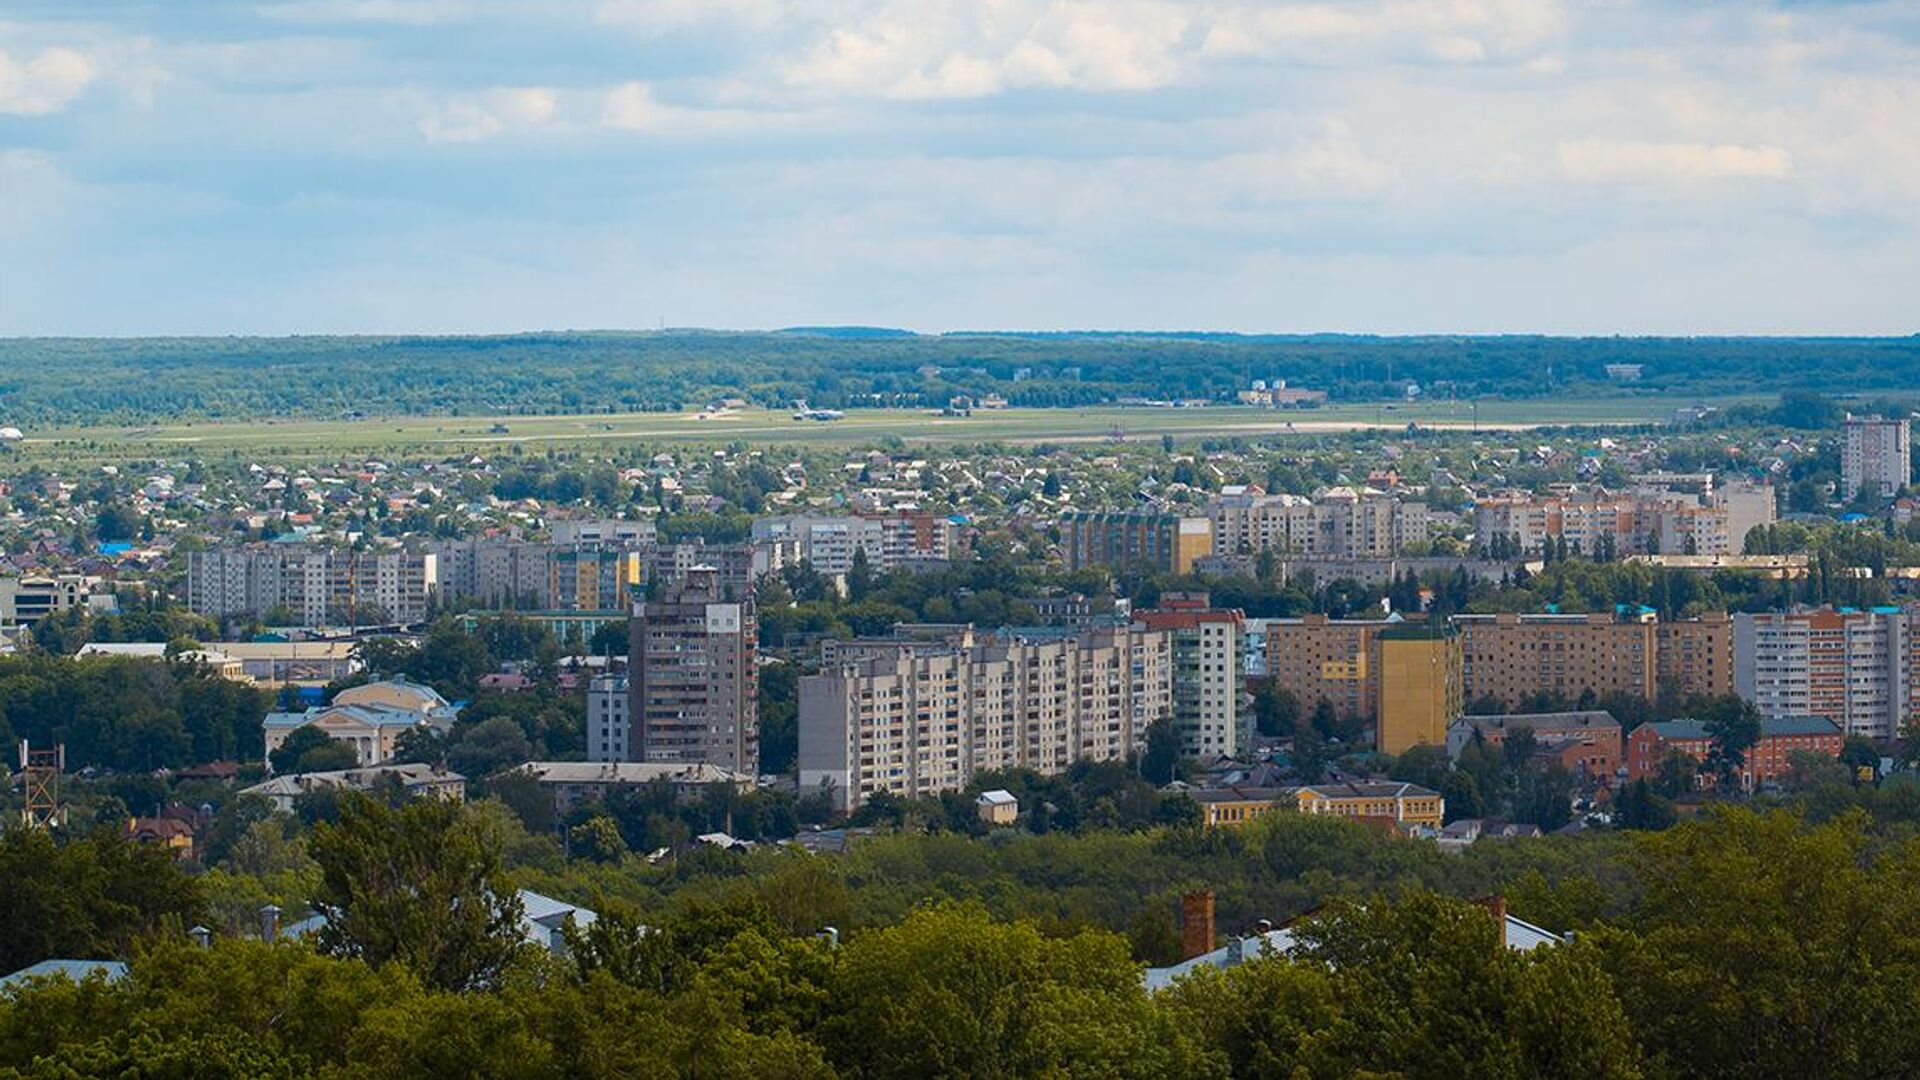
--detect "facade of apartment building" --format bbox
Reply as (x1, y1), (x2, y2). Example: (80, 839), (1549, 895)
(1455, 611), (1658, 706)
(586, 673), (631, 763)
(1842, 416), (1912, 501)
(1062, 510), (1214, 575)
(1137, 596), (1249, 758)
(1206, 486), (1429, 558)
(798, 622), (1173, 811)
(186, 546), (437, 625)
(749, 511), (959, 575)
(429, 539), (551, 608)
(629, 568), (758, 774)
(430, 538), (644, 612)
(1733, 607), (1906, 739)
(1473, 478), (1774, 558)
(1376, 627), (1465, 754)
(1269, 610), (1729, 730)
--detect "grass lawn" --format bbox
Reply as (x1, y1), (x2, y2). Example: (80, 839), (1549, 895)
(0, 397), (1745, 467)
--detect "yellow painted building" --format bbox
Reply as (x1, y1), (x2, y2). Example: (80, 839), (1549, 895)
(1376, 628), (1464, 754)
(1194, 781), (1445, 830)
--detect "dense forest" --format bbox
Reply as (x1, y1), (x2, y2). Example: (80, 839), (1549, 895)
(1, 332), (1918, 424)
(5, 797), (1920, 1078)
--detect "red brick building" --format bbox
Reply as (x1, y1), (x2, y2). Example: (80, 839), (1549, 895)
(1626, 715), (1842, 791)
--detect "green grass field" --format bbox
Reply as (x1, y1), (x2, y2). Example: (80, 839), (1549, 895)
(1, 397), (1744, 466)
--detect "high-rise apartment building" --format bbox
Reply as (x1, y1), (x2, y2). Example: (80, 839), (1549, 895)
(1376, 627), (1464, 754)
(1734, 608), (1906, 739)
(798, 622), (1172, 811)
(1207, 486), (1429, 558)
(1842, 416), (1912, 501)
(629, 567), (757, 774)
(429, 538), (554, 609)
(186, 546), (437, 625)
(750, 511), (960, 575)
(1473, 478), (1775, 558)
(549, 547), (644, 612)
(1268, 610), (1731, 727)
(430, 538), (645, 612)
(1062, 511), (1213, 575)
(1137, 595), (1249, 758)
(586, 673), (631, 763)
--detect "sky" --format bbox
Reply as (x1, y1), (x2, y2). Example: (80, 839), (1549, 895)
(1, 0), (1917, 336)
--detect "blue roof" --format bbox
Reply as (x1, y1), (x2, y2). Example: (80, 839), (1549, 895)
(264, 704), (437, 730)
(98, 542), (133, 555)
(0, 959), (128, 990)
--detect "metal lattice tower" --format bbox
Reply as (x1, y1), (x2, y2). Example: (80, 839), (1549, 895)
(20, 740), (64, 830)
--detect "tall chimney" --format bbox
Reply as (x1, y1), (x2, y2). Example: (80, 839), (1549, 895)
(260, 904), (281, 944)
(1180, 891), (1216, 961)
(1479, 895), (1508, 949)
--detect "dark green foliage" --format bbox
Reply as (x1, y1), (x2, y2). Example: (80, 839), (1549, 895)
(269, 726), (357, 775)
(0, 825), (202, 973)
(308, 794), (525, 991)
(0, 654), (269, 772)
(3, 334), (1919, 425)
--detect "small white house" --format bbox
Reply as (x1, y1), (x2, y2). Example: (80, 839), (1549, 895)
(975, 789), (1018, 826)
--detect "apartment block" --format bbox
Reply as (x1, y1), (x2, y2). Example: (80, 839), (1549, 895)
(1207, 486), (1429, 558)
(1734, 608), (1906, 739)
(1137, 595), (1250, 758)
(1270, 610), (1729, 726)
(645, 542), (758, 599)
(549, 547), (644, 612)
(1473, 477), (1775, 558)
(186, 546), (437, 625)
(429, 539), (554, 608)
(1454, 611), (1657, 706)
(586, 673), (631, 763)
(799, 622), (1172, 811)
(1654, 614), (1734, 698)
(1376, 627), (1464, 754)
(750, 510), (960, 575)
(629, 567), (757, 774)
(1062, 511), (1214, 576)
(1843, 416), (1912, 501)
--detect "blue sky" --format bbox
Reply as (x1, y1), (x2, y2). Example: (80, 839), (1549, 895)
(1, 0), (1916, 335)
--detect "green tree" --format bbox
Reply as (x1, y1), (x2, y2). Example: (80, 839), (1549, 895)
(308, 794), (526, 991)
(269, 726), (357, 774)
(0, 825), (203, 973)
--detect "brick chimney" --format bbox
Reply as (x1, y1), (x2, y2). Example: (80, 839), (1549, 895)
(1478, 895), (1508, 949)
(1180, 891), (1216, 960)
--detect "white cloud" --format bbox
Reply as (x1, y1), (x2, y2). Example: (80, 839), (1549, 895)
(420, 86), (558, 142)
(1200, 0), (1566, 66)
(0, 46), (97, 115)
(601, 81), (656, 129)
(1557, 138), (1794, 183)
(782, 0), (1191, 99)
(257, 0), (480, 25)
